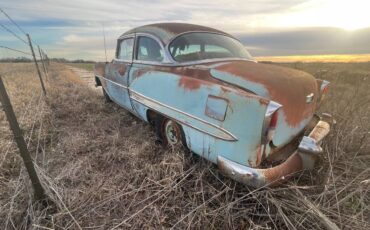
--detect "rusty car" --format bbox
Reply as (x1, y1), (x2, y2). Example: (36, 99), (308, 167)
(94, 23), (332, 187)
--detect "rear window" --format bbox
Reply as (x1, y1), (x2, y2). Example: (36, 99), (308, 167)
(169, 33), (252, 62)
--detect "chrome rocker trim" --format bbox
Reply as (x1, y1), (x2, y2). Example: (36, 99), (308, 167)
(130, 90), (238, 141)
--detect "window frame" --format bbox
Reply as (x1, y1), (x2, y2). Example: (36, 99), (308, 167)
(135, 35), (165, 63)
(115, 35), (135, 62)
(133, 33), (173, 65)
(167, 31), (254, 65)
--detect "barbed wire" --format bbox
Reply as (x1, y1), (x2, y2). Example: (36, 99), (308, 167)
(0, 8), (44, 55)
(0, 22), (29, 46)
(0, 8), (27, 36)
(0, 45), (32, 56)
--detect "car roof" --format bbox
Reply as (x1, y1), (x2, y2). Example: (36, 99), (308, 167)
(119, 23), (234, 45)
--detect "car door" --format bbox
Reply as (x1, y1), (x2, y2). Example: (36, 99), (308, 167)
(105, 35), (134, 111)
(128, 35), (167, 120)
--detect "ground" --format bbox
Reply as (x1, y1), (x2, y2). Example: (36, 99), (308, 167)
(0, 62), (369, 229)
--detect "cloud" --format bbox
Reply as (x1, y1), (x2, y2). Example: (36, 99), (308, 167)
(1, 0), (369, 60)
(237, 27), (370, 56)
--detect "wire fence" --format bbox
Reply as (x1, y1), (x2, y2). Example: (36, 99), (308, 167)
(0, 8), (51, 205)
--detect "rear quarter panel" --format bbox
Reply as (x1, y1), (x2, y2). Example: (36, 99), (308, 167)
(129, 67), (269, 167)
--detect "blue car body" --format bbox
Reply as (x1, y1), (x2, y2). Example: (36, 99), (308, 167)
(94, 23), (331, 187)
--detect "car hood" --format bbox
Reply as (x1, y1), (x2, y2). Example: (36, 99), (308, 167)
(208, 60), (318, 131)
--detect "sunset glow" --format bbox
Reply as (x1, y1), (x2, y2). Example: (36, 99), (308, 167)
(0, 0), (369, 60)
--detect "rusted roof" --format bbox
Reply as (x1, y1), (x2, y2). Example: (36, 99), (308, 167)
(120, 23), (233, 45)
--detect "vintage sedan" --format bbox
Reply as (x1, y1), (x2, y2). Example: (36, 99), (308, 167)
(94, 23), (332, 187)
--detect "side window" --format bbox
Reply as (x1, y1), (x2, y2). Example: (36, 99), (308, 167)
(136, 36), (164, 62)
(117, 38), (134, 61)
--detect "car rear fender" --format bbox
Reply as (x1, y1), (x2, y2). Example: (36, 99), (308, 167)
(129, 70), (271, 166)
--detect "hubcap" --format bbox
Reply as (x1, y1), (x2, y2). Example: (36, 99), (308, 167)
(164, 120), (179, 145)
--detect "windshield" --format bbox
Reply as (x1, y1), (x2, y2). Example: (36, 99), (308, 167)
(169, 32), (252, 62)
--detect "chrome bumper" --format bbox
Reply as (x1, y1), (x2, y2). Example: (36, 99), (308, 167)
(217, 118), (332, 188)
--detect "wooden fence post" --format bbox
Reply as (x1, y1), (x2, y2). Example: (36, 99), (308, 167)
(38, 45), (48, 81)
(26, 34), (46, 95)
(0, 75), (46, 201)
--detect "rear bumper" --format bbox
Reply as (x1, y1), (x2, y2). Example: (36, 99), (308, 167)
(217, 116), (332, 188)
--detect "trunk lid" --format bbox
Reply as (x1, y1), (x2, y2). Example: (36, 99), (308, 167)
(209, 60), (318, 147)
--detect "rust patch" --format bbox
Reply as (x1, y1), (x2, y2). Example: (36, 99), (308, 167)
(255, 145), (263, 167)
(215, 61), (318, 127)
(260, 152), (303, 184)
(118, 65), (126, 75)
(178, 76), (212, 91)
(134, 69), (152, 78)
(249, 145), (263, 167)
(259, 98), (269, 106)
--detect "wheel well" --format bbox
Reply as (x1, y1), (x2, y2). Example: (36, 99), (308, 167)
(146, 110), (157, 125)
(95, 76), (102, 86)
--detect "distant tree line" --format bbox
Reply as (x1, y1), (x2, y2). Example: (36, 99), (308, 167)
(0, 57), (33, 62)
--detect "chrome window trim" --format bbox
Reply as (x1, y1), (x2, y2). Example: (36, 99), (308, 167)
(115, 32), (255, 66)
(166, 31), (255, 65)
(133, 33), (174, 64)
(130, 89), (238, 141)
(115, 35), (135, 62)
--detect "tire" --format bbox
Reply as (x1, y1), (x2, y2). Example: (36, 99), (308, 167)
(155, 115), (187, 149)
(102, 88), (112, 103)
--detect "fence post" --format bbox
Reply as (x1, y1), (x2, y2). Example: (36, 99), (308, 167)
(41, 49), (49, 68)
(38, 45), (48, 81)
(26, 34), (46, 95)
(0, 75), (46, 201)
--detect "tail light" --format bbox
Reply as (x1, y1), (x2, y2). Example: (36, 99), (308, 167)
(262, 101), (282, 144)
(266, 109), (279, 142)
(318, 80), (330, 102)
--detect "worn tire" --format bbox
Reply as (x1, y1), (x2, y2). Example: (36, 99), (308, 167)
(102, 88), (112, 103)
(155, 115), (187, 149)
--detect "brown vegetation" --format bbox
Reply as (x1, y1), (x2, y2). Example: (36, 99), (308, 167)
(0, 62), (369, 229)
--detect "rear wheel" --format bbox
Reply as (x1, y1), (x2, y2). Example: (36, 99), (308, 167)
(102, 88), (112, 103)
(155, 115), (187, 149)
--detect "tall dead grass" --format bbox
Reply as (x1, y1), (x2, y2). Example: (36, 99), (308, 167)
(0, 62), (369, 229)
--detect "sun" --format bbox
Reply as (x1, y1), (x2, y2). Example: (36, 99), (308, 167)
(327, 0), (370, 30)
(273, 0), (370, 30)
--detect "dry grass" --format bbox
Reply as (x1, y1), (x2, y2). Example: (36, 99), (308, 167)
(0, 62), (369, 229)
(256, 54), (370, 63)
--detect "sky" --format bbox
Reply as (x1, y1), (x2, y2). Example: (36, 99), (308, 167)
(1, 0), (370, 61)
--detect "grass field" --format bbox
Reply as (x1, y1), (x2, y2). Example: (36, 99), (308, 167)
(255, 54), (370, 63)
(66, 63), (95, 71)
(0, 62), (369, 229)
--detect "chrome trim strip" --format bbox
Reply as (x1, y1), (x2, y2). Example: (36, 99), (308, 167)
(171, 58), (256, 67)
(97, 75), (128, 89)
(130, 90), (238, 141)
